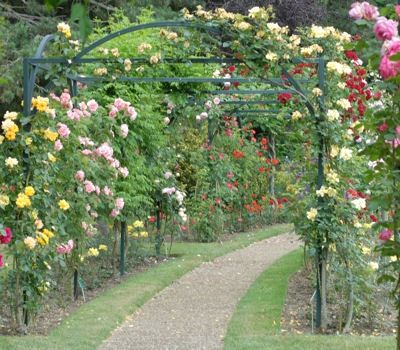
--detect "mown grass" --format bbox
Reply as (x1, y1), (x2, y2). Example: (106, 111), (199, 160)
(0, 223), (292, 350)
(224, 249), (395, 350)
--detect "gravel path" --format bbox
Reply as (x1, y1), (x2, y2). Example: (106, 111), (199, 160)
(100, 232), (301, 350)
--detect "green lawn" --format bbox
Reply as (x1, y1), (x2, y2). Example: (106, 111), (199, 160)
(224, 249), (395, 350)
(0, 223), (292, 350)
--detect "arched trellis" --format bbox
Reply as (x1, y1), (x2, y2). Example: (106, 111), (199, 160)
(23, 20), (327, 328)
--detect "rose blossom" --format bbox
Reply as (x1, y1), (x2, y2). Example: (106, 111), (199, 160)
(349, 2), (379, 21)
(87, 99), (99, 112)
(95, 186), (101, 195)
(379, 39), (400, 79)
(0, 227), (12, 244)
(114, 98), (128, 111)
(125, 106), (137, 121)
(60, 90), (72, 109)
(103, 186), (113, 196)
(109, 106), (118, 118)
(379, 228), (393, 241)
(374, 17), (398, 41)
(115, 197), (125, 210)
(164, 171), (173, 179)
(54, 140), (63, 151)
(57, 123), (70, 138)
(110, 209), (120, 217)
(56, 239), (74, 254)
(84, 180), (96, 193)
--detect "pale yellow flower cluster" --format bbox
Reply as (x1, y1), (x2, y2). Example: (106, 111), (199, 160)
(57, 22), (71, 38)
(327, 61), (352, 75)
(326, 109), (340, 122)
(37, 228), (54, 246)
(316, 185), (337, 198)
(307, 208), (318, 221)
(160, 29), (178, 41)
(336, 98), (352, 110)
(0, 194), (10, 207)
(234, 21), (252, 31)
(5, 157), (18, 168)
(308, 25), (351, 43)
(248, 6), (272, 20)
(149, 53), (162, 64)
(265, 51), (278, 61)
(94, 67), (108, 76)
(326, 170), (340, 184)
(124, 59), (132, 72)
(138, 42), (152, 53)
(291, 111), (303, 121)
(300, 44), (323, 56)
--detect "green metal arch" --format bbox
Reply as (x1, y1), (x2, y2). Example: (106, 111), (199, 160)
(73, 21), (224, 61)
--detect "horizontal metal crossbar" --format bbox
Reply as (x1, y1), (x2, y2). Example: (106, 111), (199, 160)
(26, 57), (240, 65)
(202, 89), (297, 95)
(220, 100), (277, 105)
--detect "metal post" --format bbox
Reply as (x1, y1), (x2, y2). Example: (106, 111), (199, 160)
(315, 58), (326, 330)
(155, 201), (162, 256)
(73, 269), (79, 300)
(120, 221), (126, 275)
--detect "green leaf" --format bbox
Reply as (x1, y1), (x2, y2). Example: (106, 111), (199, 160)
(70, 3), (92, 43)
(389, 52), (400, 61)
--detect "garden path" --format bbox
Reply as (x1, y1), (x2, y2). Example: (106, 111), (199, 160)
(99, 231), (301, 350)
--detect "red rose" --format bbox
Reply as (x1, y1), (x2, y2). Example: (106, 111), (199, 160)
(0, 227), (12, 245)
(0, 255), (3, 268)
(277, 92), (292, 104)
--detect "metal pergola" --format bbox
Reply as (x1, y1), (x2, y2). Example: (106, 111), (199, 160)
(23, 20), (327, 328)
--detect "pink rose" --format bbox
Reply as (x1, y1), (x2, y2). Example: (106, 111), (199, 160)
(54, 140), (63, 151)
(103, 186), (113, 196)
(60, 91), (72, 109)
(125, 106), (137, 121)
(115, 197), (125, 210)
(227, 171), (234, 179)
(213, 97), (221, 105)
(362, 2), (379, 20)
(110, 209), (120, 217)
(57, 123), (71, 138)
(374, 17), (398, 41)
(349, 2), (379, 21)
(0, 227), (12, 244)
(164, 171), (173, 179)
(379, 55), (400, 79)
(81, 221), (88, 230)
(396, 125), (400, 134)
(0, 255), (3, 268)
(95, 143), (114, 161)
(84, 180), (96, 193)
(95, 186), (101, 195)
(114, 98), (127, 111)
(56, 239), (74, 254)
(81, 149), (93, 156)
(87, 99), (99, 113)
(349, 2), (363, 20)
(379, 228), (393, 241)
(109, 106), (118, 118)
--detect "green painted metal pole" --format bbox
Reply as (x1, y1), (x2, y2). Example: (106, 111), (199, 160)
(315, 58), (326, 330)
(155, 201), (162, 256)
(120, 221), (127, 275)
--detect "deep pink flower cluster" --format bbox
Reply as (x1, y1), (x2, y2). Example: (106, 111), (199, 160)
(0, 227), (12, 268)
(350, 2), (400, 79)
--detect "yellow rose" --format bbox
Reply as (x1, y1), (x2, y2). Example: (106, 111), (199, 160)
(24, 186), (35, 197)
(0, 194), (10, 207)
(98, 244), (108, 251)
(88, 248), (99, 257)
(58, 199), (70, 211)
(16, 193), (31, 208)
